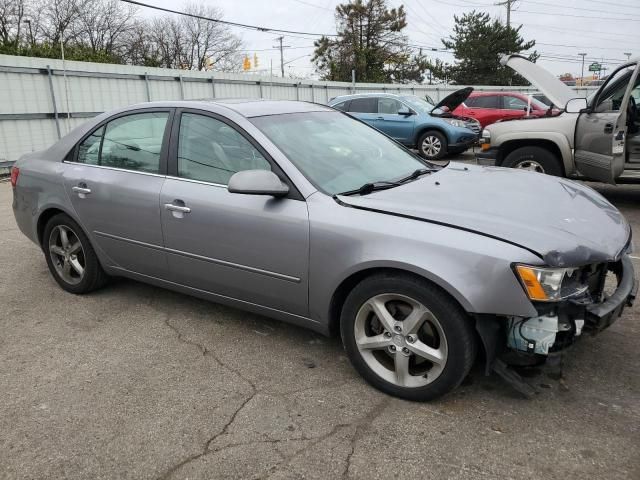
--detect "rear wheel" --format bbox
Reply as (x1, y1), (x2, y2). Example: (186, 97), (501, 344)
(502, 146), (563, 176)
(43, 213), (108, 294)
(340, 273), (477, 401)
(417, 131), (448, 160)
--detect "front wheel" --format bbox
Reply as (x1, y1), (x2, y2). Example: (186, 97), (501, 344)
(417, 131), (448, 160)
(501, 146), (563, 176)
(340, 273), (477, 401)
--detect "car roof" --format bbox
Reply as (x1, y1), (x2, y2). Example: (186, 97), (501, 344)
(119, 99), (334, 118)
(330, 92), (407, 103)
(469, 91), (526, 97)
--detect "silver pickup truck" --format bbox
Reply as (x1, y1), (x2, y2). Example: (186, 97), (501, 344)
(477, 55), (640, 184)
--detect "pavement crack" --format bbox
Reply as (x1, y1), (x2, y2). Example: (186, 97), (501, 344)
(342, 397), (390, 479)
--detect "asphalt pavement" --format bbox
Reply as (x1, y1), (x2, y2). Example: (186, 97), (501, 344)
(0, 171), (639, 480)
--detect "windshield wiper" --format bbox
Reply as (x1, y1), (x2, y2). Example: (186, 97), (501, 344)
(337, 168), (433, 196)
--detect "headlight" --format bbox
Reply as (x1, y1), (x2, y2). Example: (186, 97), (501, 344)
(514, 265), (589, 302)
(444, 118), (464, 127)
(480, 129), (490, 143)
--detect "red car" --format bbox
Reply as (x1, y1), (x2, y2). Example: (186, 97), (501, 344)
(452, 91), (554, 128)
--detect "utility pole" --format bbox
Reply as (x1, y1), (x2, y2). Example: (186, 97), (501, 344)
(495, 0), (516, 28)
(273, 36), (290, 77)
(578, 53), (586, 86)
(624, 52), (632, 61)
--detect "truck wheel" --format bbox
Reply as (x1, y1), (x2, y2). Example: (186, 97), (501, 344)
(418, 131), (448, 160)
(502, 146), (563, 176)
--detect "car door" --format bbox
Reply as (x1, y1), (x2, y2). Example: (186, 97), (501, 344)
(63, 109), (172, 278)
(575, 62), (639, 183)
(159, 110), (309, 316)
(345, 97), (379, 127)
(374, 97), (415, 144)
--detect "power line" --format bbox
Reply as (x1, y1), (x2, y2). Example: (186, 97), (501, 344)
(118, 0), (338, 37)
(522, 0), (640, 18)
(290, 0), (335, 10)
(515, 8), (640, 22)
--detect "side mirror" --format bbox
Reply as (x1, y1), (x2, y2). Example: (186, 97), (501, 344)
(565, 97), (588, 113)
(227, 170), (289, 197)
(398, 106), (414, 116)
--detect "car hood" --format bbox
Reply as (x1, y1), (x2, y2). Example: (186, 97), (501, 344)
(336, 164), (630, 267)
(500, 55), (576, 109)
(432, 87), (474, 113)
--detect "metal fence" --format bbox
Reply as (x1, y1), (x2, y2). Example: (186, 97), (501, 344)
(0, 54), (598, 164)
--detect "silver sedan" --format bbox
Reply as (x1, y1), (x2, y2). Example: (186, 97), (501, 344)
(11, 99), (636, 400)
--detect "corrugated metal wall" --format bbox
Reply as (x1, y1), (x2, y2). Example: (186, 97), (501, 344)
(0, 54), (597, 163)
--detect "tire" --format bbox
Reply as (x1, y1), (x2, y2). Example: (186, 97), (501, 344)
(501, 146), (563, 176)
(340, 273), (477, 401)
(417, 130), (448, 160)
(42, 213), (108, 294)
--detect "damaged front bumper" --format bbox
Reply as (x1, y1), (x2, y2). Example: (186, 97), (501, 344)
(506, 255), (637, 356)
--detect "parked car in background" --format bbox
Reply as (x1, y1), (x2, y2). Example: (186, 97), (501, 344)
(11, 99), (636, 401)
(532, 93), (554, 108)
(329, 90), (480, 160)
(452, 91), (556, 128)
(478, 54), (640, 183)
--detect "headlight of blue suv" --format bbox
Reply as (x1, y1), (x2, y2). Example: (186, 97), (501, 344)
(443, 119), (464, 128)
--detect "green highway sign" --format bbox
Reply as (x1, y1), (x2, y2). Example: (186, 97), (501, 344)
(588, 63), (601, 72)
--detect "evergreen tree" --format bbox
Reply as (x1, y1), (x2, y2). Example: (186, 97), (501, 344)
(312, 0), (428, 83)
(428, 10), (538, 86)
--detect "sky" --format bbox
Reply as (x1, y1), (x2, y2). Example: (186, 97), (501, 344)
(145, 0), (639, 81)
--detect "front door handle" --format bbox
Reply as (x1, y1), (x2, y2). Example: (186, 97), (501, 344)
(376, 116), (384, 120)
(604, 123), (614, 134)
(164, 201), (191, 219)
(164, 203), (191, 213)
(72, 185), (91, 198)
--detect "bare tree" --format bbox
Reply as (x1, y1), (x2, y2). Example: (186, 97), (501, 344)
(0, 0), (244, 71)
(0, 0), (26, 46)
(75, 0), (137, 56)
(179, 2), (243, 71)
(39, 0), (82, 45)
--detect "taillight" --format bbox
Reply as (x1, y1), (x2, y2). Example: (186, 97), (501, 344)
(10, 166), (19, 188)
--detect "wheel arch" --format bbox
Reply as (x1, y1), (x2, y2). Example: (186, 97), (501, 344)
(327, 266), (492, 373)
(36, 206), (85, 247)
(327, 265), (473, 338)
(496, 136), (572, 176)
(413, 125), (450, 147)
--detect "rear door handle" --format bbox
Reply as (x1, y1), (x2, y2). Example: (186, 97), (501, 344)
(604, 123), (614, 134)
(376, 116), (384, 120)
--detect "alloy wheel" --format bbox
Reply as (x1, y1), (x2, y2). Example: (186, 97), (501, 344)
(354, 293), (448, 388)
(48, 225), (85, 285)
(421, 136), (442, 158)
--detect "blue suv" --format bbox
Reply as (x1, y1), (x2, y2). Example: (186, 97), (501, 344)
(328, 89), (480, 160)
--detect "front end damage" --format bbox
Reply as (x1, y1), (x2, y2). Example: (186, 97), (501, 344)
(476, 255), (637, 396)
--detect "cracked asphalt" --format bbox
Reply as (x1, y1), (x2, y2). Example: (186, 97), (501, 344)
(1, 173), (639, 480)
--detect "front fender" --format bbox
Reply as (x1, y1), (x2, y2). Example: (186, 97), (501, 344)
(307, 194), (541, 328)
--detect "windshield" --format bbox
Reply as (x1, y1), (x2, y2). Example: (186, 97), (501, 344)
(400, 95), (436, 114)
(251, 112), (431, 195)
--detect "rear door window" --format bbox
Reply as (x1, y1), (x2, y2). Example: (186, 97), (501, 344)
(76, 112), (169, 174)
(348, 97), (378, 113)
(466, 96), (500, 109)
